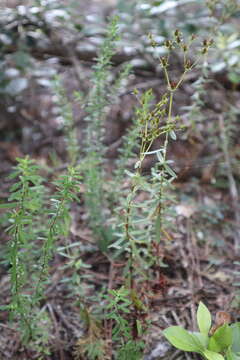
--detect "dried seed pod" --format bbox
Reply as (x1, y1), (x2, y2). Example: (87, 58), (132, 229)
(203, 39), (208, 46)
(160, 57), (168, 67)
(174, 29), (180, 37)
(185, 59), (192, 70)
(164, 40), (173, 49)
(175, 36), (181, 44)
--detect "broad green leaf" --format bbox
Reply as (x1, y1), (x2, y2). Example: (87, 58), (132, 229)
(208, 337), (221, 353)
(193, 332), (209, 348)
(163, 326), (204, 353)
(197, 302), (212, 335)
(209, 324), (233, 352)
(231, 323), (240, 353)
(203, 349), (225, 360)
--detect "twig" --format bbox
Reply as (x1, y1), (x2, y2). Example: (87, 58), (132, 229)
(186, 218), (197, 331)
(47, 303), (65, 360)
(171, 310), (182, 327)
(169, 349), (182, 360)
(53, 305), (77, 333)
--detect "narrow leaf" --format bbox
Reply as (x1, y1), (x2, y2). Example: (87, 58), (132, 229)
(193, 332), (209, 348)
(0, 202), (19, 209)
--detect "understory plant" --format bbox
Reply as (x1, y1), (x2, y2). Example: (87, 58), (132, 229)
(1, 156), (81, 346)
(74, 28), (213, 359)
(74, 30), (213, 359)
(163, 302), (240, 360)
(111, 30), (213, 275)
(78, 16), (131, 252)
(105, 286), (147, 360)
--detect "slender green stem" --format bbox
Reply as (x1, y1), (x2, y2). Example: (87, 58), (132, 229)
(34, 200), (64, 301)
(163, 67), (171, 89)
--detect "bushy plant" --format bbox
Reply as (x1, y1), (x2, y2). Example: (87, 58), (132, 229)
(1, 156), (81, 346)
(77, 16), (131, 252)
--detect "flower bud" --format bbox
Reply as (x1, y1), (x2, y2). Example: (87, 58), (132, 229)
(176, 36), (181, 44)
(185, 59), (192, 69)
(160, 57), (168, 67)
(174, 29), (180, 37)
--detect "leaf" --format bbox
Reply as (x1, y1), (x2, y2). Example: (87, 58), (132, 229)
(163, 326), (204, 353)
(170, 130), (177, 140)
(156, 150), (164, 163)
(226, 349), (240, 360)
(197, 302), (212, 335)
(211, 62), (226, 72)
(208, 324), (233, 352)
(163, 163), (176, 178)
(208, 337), (222, 353)
(231, 322), (240, 353)
(0, 202), (19, 209)
(143, 148), (164, 155)
(203, 349), (225, 360)
(193, 332), (209, 348)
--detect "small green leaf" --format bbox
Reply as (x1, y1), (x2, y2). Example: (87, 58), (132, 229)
(197, 302), (212, 335)
(203, 349), (225, 360)
(163, 163), (176, 178)
(0, 202), (19, 209)
(170, 130), (177, 140)
(163, 326), (204, 353)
